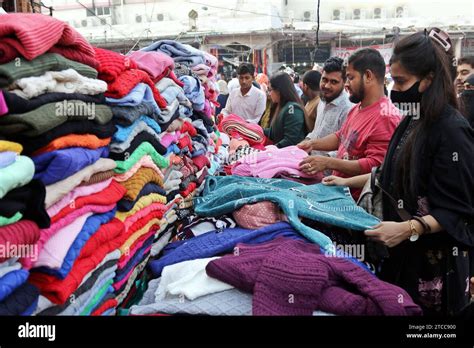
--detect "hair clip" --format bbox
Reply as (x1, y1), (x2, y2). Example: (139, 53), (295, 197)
(428, 29), (452, 52)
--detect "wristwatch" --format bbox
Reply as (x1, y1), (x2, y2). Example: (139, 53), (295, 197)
(408, 220), (420, 242)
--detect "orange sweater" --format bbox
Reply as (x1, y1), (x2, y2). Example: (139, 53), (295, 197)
(32, 134), (111, 156)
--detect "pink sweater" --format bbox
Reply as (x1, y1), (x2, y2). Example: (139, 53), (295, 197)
(114, 156), (164, 182)
(47, 179), (112, 218)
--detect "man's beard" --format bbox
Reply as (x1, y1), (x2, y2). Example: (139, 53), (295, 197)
(349, 81), (365, 104)
(321, 88), (343, 103)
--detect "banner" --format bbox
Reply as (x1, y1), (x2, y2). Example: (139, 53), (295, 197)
(332, 43), (394, 66)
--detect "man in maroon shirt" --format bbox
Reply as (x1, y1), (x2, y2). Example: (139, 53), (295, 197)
(299, 48), (401, 199)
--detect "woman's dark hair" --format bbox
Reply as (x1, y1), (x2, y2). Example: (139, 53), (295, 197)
(269, 72), (305, 124)
(390, 28), (459, 202)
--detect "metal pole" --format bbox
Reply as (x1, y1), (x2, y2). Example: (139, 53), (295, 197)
(292, 34), (294, 65)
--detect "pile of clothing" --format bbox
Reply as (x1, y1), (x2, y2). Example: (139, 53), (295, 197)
(0, 140), (48, 315)
(0, 13), (124, 316)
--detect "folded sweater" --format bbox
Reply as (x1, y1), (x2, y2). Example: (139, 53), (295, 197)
(47, 178), (112, 219)
(0, 140), (23, 154)
(0, 269), (29, 302)
(2, 90), (106, 115)
(0, 102), (113, 137)
(33, 146), (109, 186)
(0, 156), (35, 199)
(45, 158), (117, 208)
(11, 69), (107, 99)
(33, 134), (111, 156)
(93, 46), (138, 83)
(0, 13), (97, 67)
(120, 167), (165, 201)
(117, 183), (167, 212)
(0, 220), (40, 264)
(105, 69), (167, 108)
(112, 115), (161, 144)
(0, 53), (97, 88)
(114, 142), (169, 174)
(0, 282), (39, 316)
(50, 180), (125, 223)
(113, 155), (164, 183)
(0, 151), (17, 169)
(28, 219), (125, 304)
(0, 179), (50, 228)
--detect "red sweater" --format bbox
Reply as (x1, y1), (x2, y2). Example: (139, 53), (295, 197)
(0, 13), (97, 67)
(91, 298), (118, 316)
(105, 69), (167, 109)
(28, 218), (125, 304)
(93, 47), (138, 83)
(51, 181), (126, 224)
(0, 220), (40, 263)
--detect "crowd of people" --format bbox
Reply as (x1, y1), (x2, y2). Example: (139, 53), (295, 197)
(215, 28), (474, 317)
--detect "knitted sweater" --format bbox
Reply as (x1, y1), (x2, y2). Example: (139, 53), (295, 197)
(0, 220), (40, 263)
(0, 282), (39, 316)
(2, 90), (106, 115)
(50, 180), (125, 224)
(17, 121), (116, 156)
(128, 50), (175, 83)
(33, 134), (111, 156)
(113, 155), (164, 183)
(111, 101), (162, 126)
(0, 140), (23, 154)
(0, 102), (113, 137)
(116, 182), (166, 212)
(79, 170), (115, 187)
(28, 219), (125, 304)
(93, 47), (138, 83)
(0, 155), (35, 199)
(11, 69), (107, 99)
(206, 238), (422, 316)
(149, 222), (303, 277)
(114, 142), (169, 174)
(0, 53), (97, 88)
(0, 91), (7, 116)
(194, 176), (380, 249)
(112, 115), (161, 143)
(109, 131), (167, 159)
(33, 146), (109, 186)
(120, 167), (164, 201)
(0, 269), (29, 302)
(219, 114), (266, 146)
(44, 158), (117, 208)
(0, 13), (97, 67)
(0, 179), (50, 228)
(105, 69), (167, 108)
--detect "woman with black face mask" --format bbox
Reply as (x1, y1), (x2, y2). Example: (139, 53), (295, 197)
(323, 28), (474, 316)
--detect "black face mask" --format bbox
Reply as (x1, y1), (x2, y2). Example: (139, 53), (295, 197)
(390, 81), (422, 104)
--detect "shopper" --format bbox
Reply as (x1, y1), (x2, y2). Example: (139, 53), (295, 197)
(323, 29), (474, 316)
(456, 56), (474, 95)
(298, 49), (401, 199)
(216, 80), (229, 115)
(303, 57), (353, 158)
(221, 63), (266, 124)
(227, 70), (239, 93)
(263, 72), (306, 148)
(301, 70), (322, 132)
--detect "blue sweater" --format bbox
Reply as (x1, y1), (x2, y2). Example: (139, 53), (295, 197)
(33, 146), (109, 185)
(149, 222), (304, 277)
(194, 176), (380, 250)
(0, 269), (29, 302)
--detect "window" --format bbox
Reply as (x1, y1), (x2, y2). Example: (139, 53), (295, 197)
(103, 6), (110, 15)
(97, 7), (103, 15)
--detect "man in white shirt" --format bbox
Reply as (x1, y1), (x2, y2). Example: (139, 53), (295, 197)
(221, 63), (267, 124)
(227, 71), (240, 93)
(304, 57), (353, 157)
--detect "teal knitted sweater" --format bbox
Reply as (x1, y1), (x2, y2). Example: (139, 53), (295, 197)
(194, 176), (380, 249)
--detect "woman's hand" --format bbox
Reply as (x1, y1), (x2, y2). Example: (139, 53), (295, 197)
(364, 221), (411, 248)
(322, 175), (347, 186)
(297, 139), (314, 153)
(299, 155), (329, 175)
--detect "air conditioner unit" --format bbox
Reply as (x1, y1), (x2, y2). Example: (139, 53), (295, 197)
(135, 14), (143, 23)
(373, 7), (386, 19)
(156, 13), (170, 21)
(352, 8), (366, 20)
(81, 19), (88, 27)
(395, 5), (407, 18)
(332, 8), (345, 20)
(303, 11), (311, 21)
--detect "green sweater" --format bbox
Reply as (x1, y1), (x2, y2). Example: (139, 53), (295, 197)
(264, 102), (307, 148)
(0, 53), (98, 88)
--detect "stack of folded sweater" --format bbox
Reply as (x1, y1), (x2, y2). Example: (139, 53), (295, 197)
(0, 140), (50, 315)
(0, 13), (126, 316)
